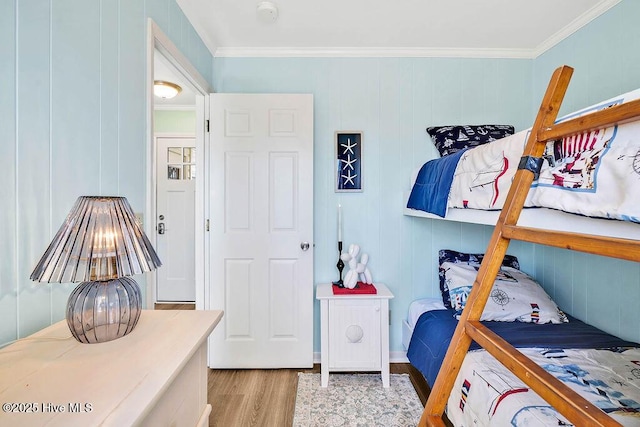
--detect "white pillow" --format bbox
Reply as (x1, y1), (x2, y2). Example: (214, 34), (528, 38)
(441, 262), (568, 324)
(407, 298), (446, 329)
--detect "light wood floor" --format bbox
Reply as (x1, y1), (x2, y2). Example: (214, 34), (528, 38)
(155, 304), (431, 427)
(208, 364), (429, 427)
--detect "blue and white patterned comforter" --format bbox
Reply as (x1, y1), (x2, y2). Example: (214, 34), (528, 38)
(410, 88), (640, 223)
(448, 347), (640, 426)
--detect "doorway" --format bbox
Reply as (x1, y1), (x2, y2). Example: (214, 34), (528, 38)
(146, 19), (211, 308)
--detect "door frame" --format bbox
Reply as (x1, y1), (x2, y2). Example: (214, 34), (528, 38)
(145, 19), (212, 310)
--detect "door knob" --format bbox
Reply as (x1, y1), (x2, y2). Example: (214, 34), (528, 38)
(158, 223), (165, 234)
(300, 242), (310, 251)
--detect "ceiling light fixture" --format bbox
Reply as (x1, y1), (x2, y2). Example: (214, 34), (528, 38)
(153, 80), (182, 99)
(257, 1), (278, 23)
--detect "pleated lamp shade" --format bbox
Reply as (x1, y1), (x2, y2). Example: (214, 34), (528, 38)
(30, 196), (162, 343)
(31, 196), (161, 283)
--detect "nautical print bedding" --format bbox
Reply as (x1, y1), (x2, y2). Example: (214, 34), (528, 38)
(448, 347), (640, 426)
(408, 88), (640, 222)
(406, 309), (639, 387)
(406, 307), (640, 426)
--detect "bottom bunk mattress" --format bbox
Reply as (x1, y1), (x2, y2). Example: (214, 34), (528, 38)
(406, 308), (640, 426)
(450, 347), (640, 426)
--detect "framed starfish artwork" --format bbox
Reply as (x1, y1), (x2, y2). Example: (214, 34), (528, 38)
(335, 131), (363, 192)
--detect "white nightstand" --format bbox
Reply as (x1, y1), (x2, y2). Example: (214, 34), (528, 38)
(316, 283), (394, 387)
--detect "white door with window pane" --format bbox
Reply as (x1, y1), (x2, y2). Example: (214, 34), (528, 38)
(209, 94), (314, 368)
(156, 136), (196, 302)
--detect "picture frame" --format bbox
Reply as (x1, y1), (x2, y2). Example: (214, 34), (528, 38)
(335, 131), (363, 192)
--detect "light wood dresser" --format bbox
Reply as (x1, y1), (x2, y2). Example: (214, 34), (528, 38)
(0, 309), (223, 427)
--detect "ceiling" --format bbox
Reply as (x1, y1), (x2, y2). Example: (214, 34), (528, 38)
(155, 0), (620, 107)
(177, 0), (620, 58)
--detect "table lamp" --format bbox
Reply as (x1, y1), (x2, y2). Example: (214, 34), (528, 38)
(30, 196), (162, 344)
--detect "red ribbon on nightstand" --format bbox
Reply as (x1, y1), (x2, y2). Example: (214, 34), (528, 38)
(332, 282), (377, 295)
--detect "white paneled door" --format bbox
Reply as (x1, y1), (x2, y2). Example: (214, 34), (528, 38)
(209, 94), (314, 368)
(156, 137), (196, 302)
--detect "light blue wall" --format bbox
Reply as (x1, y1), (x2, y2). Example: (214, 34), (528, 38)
(533, 1), (640, 118)
(214, 0), (640, 353)
(0, 0), (213, 347)
(3, 0), (639, 354)
(213, 57), (536, 352)
(531, 0), (640, 343)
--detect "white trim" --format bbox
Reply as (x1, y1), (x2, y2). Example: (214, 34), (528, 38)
(390, 351), (409, 364)
(532, 0), (621, 58)
(149, 20), (211, 96)
(146, 18), (212, 311)
(196, 95), (209, 311)
(213, 46), (535, 59)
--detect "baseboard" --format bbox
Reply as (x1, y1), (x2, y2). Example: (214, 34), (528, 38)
(312, 351), (408, 364)
(390, 351), (409, 363)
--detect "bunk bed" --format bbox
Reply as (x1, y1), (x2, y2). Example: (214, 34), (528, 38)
(405, 83), (640, 241)
(410, 65), (640, 426)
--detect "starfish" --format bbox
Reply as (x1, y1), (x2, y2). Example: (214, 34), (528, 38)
(341, 154), (357, 170)
(341, 170), (358, 186)
(341, 138), (357, 155)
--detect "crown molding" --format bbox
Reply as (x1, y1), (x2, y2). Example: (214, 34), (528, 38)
(213, 46), (535, 59)
(211, 0), (620, 60)
(532, 0), (621, 58)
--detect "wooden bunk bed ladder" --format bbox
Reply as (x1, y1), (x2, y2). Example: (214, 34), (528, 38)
(420, 65), (640, 427)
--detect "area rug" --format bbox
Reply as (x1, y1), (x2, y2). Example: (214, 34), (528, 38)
(293, 373), (423, 426)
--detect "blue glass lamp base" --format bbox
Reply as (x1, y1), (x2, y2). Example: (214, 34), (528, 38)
(66, 277), (142, 344)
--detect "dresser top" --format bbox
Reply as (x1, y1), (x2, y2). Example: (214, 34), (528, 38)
(0, 309), (223, 426)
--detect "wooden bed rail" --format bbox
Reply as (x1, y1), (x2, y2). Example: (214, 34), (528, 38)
(419, 64), (640, 426)
(539, 97), (640, 142)
(501, 225), (640, 261)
